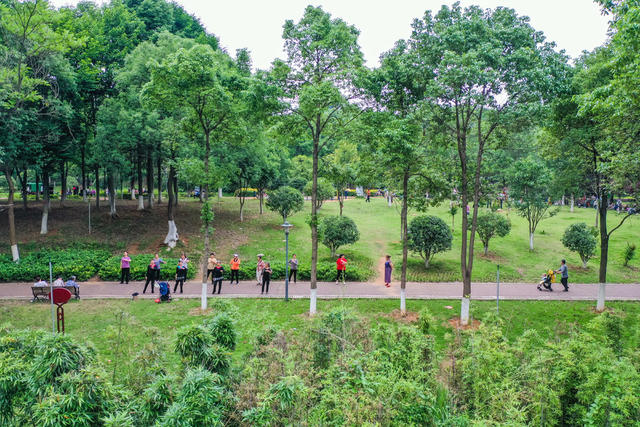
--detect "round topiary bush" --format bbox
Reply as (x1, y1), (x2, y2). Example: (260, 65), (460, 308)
(408, 215), (453, 268)
(318, 216), (360, 257)
(562, 222), (597, 267)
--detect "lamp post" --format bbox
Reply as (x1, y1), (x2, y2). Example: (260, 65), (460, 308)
(281, 220), (293, 302)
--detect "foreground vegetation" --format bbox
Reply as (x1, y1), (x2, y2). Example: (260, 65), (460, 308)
(1, 298), (639, 425)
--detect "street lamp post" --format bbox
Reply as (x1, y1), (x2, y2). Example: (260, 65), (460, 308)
(282, 221), (293, 302)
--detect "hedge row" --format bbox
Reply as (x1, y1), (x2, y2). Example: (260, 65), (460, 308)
(0, 250), (111, 282)
(97, 255), (197, 281)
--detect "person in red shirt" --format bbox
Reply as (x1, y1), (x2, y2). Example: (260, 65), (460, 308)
(336, 254), (347, 285)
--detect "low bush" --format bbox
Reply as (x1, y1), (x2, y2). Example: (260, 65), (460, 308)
(98, 255), (196, 281)
(0, 249), (111, 282)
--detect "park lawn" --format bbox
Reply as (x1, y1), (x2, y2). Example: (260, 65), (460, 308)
(2, 298), (639, 371)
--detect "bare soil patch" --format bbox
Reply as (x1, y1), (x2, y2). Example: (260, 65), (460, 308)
(382, 309), (420, 323)
(447, 317), (481, 330)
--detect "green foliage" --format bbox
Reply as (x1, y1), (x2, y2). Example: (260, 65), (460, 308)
(473, 211), (511, 255)
(304, 177), (335, 209)
(0, 249), (110, 282)
(265, 185), (304, 222)
(175, 325), (230, 375)
(562, 222), (597, 267)
(623, 243), (636, 267)
(204, 313), (237, 350)
(408, 215), (453, 268)
(318, 215), (360, 257)
(97, 254), (196, 281)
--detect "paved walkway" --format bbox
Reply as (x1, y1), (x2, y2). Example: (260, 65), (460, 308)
(1, 280), (639, 301)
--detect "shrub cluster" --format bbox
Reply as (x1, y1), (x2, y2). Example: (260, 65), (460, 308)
(0, 249), (111, 282)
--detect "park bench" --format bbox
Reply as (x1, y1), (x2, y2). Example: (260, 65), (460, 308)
(31, 286), (80, 302)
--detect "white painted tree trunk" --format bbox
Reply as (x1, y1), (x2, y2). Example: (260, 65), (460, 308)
(218, 187), (222, 198)
(310, 288), (317, 315)
(40, 202), (49, 235)
(201, 282), (208, 310)
(109, 192), (117, 217)
(11, 244), (19, 262)
(131, 188), (136, 200)
(561, 195), (565, 205)
(137, 195), (144, 210)
(148, 192), (154, 208)
(164, 220), (179, 248)
(387, 194), (392, 207)
(570, 194), (574, 213)
(596, 283), (606, 312)
(529, 233), (534, 251)
(461, 297), (470, 325)
(400, 288), (406, 315)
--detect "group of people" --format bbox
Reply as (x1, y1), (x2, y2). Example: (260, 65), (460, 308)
(33, 275), (79, 289)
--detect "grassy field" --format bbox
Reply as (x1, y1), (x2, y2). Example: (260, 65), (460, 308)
(1, 195), (639, 283)
(2, 298), (639, 368)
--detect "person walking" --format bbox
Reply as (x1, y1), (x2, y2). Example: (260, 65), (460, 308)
(143, 259), (156, 293)
(206, 252), (217, 282)
(151, 253), (166, 281)
(288, 254), (298, 283)
(555, 259), (569, 292)
(261, 262), (272, 294)
(229, 254), (241, 284)
(120, 251), (131, 284)
(384, 255), (393, 288)
(256, 254), (266, 286)
(336, 254), (347, 285)
(212, 261), (224, 294)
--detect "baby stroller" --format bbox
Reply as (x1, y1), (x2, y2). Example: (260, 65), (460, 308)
(537, 269), (555, 292)
(157, 281), (172, 302)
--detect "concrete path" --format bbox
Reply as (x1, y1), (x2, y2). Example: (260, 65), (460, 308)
(1, 280), (639, 301)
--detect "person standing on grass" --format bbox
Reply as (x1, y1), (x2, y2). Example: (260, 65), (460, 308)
(384, 255), (393, 288)
(261, 262), (272, 294)
(256, 254), (266, 286)
(212, 261), (224, 294)
(555, 259), (569, 292)
(143, 259), (156, 294)
(151, 253), (166, 281)
(206, 252), (217, 282)
(120, 251), (131, 284)
(336, 254), (347, 285)
(288, 254), (298, 283)
(229, 254), (241, 285)
(366, 189), (371, 202)
(174, 258), (187, 294)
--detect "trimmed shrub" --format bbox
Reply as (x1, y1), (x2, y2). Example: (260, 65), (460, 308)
(408, 215), (453, 268)
(318, 215), (360, 257)
(0, 249), (111, 282)
(562, 222), (597, 268)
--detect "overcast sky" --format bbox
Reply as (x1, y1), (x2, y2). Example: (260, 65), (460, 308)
(50, 0), (611, 69)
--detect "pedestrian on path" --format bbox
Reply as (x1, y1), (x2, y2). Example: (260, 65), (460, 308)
(556, 259), (569, 292)
(336, 254), (347, 285)
(256, 254), (266, 286)
(384, 255), (393, 288)
(212, 261), (224, 294)
(206, 252), (216, 281)
(229, 254), (240, 284)
(261, 262), (272, 294)
(143, 259), (156, 294)
(151, 253), (166, 281)
(174, 258), (187, 294)
(120, 251), (131, 284)
(288, 254), (298, 283)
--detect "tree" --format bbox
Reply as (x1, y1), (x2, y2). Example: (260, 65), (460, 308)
(410, 3), (568, 324)
(449, 203), (458, 231)
(265, 186), (304, 222)
(508, 157), (559, 250)
(323, 141), (359, 215)
(408, 215), (453, 268)
(303, 178), (334, 210)
(319, 216), (360, 257)
(562, 222), (597, 268)
(275, 6), (364, 314)
(473, 212), (511, 256)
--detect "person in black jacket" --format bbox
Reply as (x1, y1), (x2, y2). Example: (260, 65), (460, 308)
(143, 259), (156, 294)
(261, 263), (272, 294)
(212, 261), (225, 294)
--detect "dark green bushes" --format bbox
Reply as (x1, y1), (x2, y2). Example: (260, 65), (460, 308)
(0, 249), (110, 281)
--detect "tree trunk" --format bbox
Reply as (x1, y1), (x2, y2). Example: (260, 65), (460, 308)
(60, 162), (67, 207)
(200, 131), (212, 311)
(4, 166), (20, 261)
(146, 153), (154, 209)
(451, 215), (455, 231)
(310, 129), (319, 315)
(401, 170), (409, 315)
(137, 155), (144, 210)
(130, 171), (136, 200)
(81, 143), (87, 201)
(484, 244), (489, 256)
(529, 232), (534, 251)
(595, 207), (599, 228)
(582, 258), (588, 268)
(35, 172), (40, 201)
(157, 157), (162, 204)
(95, 167), (100, 209)
(570, 193), (574, 213)
(339, 195), (344, 216)
(597, 199), (609, 312)
(199, 184), (204, 202)
(40, 170), (50, 235)
(561, 194), (565, 206)
(239, 194), (245, 222)
(164, 164), (179, 248)
(19, 168), (28, 210)
(108, 172), (117, 218)
(173, 175), (179, 206)
(218, 187), (222, 199)
(259, 190), (263, 214)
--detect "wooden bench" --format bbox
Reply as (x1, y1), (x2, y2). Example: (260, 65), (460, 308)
(31, 286), (80, 302)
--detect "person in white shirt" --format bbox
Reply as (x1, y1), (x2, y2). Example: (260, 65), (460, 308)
(53, 276), (65, 287)
(34, 276), (48, 287)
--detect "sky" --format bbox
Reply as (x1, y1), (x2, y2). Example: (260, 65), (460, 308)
(50, 0), (611, 70)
